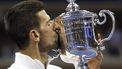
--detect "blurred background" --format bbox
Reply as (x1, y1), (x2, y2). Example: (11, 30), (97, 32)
(0, 0), (122, 69)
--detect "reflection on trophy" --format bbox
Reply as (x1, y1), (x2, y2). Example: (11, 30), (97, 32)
(60, 0), (115, 69)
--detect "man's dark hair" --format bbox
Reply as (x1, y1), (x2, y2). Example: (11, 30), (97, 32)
(4, 0), (44, 50)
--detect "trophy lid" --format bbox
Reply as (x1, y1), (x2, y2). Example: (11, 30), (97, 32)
(79, 10), (95, 18)
(65, 0), (95, 18)
(63, 10), (95, 19)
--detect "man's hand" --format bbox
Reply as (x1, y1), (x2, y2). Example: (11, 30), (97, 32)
(88, 51), (103, 69)
(54, 16), (67, 54)
(88, 33), (103, 69)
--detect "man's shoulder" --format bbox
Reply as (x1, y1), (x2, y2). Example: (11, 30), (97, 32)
(8, 60), (45, 69)
(47, 64), (62, 69)
(8, 64), (31, 69)
(8, 52), (45, 69)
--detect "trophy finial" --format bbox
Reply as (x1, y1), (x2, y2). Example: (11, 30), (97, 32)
(66, 0), (76, 3)
(66, 0), (79, 12)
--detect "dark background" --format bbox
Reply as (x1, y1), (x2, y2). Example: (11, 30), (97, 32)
(0, 0), (122, 69)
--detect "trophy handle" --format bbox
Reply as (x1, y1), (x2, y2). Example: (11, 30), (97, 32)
(93, 10), (115, 45)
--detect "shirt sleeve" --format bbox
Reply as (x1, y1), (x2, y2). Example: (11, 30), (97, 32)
(47, 64), (62, 69)
(8, 64), (45, 69)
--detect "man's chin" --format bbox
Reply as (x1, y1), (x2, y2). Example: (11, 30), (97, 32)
(48, 43), (60, 57)
(50, 42), (59, 50)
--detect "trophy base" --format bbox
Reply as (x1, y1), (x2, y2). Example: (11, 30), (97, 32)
(68, 48), (97, 59)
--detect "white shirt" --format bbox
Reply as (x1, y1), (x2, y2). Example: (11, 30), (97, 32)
(49, 50), (97, 69)
(8, 52), (62, 69)
(8, 49), (97, 69)
(8, 52), (45, 69)
(47, 51), (79, 69)
(60, 51), (79, 69)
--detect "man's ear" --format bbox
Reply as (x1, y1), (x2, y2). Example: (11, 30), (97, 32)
(29, 29), (40, 42)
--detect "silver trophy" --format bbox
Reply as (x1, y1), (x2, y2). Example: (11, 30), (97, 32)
(60, 0), (115, 69)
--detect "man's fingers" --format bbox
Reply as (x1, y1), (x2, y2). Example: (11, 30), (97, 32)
(96, 52), (103, 61)
(97, 33), (101, 43)
(88, 52), (103, 69)
(54, 16), (67, 54)
(54, 16), (64, 27)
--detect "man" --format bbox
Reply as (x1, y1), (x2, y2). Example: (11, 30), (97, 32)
(4, 0), (102, 69)
(4, 0), (61, 69)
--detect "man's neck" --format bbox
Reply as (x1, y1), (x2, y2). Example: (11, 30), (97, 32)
(20, 44), (48, 66)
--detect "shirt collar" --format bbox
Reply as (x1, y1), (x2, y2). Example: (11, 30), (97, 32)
(15, 52), (45, 69)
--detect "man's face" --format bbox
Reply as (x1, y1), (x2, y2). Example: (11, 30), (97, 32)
(36, 10), (58, 52)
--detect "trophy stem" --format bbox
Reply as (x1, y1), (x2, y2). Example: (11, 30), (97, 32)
(77, 55), (89, 69)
